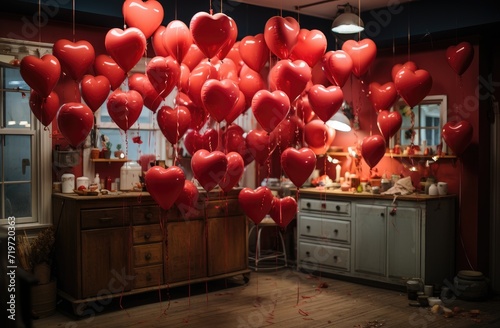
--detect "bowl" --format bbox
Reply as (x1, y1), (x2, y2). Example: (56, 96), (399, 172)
(427, 297), (442, 306)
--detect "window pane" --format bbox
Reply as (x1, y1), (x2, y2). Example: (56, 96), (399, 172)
(5, 183), (32, 218)
(99, 129), (157, 161)
(4, 135), (31, 181)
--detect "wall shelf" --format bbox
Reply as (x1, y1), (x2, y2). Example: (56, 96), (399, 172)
(90, 158), (130, 163)
(326, 152), (457, 160)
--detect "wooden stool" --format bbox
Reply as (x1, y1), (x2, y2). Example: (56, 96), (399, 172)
(248, 217), (287, 271)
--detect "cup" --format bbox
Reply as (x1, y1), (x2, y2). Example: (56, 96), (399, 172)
(424, 285), (433, 297)
(437, 182), (448, 195)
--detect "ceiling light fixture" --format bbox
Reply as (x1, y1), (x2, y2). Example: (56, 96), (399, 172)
(331, 3), (364, 34)
(326, 111), (352, 132)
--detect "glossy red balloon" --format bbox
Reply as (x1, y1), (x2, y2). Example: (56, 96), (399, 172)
(81, 74), (111, 112)
(442, 120), (473, 156)
(179, 63), (190, 92)
(238, 186), (274, 225)
(183, 129), (219, 156)
(377, 110), (402, 144)
(251, 90), (290, 133)
(391, 61), (418, 82)
(239, 34), (269, 72)
(446, 42), (474, 76)
(182, 44), (205, 71)
(20, 54), (60, 98)
(246, 129), (277, 165)
(175, 180), (200, 219)
(269, 196), (297, 228)
(225, 42), (244, 73)
(217, 58), (239, 82)
(322, 50), (352, 87)
(304, 119), (335, 155)
(201, 79), (240, 122)
(191, 149), (228, 192)
(57, 102), (94, 148)
(145, 166), (185, 210)
(307, 84), (344, 123)
(269, 59), (311, 102)
(263, 16), (299, 59)
(225, 91), (246, 125)
(105, 27), (146, 72)
(151, 26), (169, 57)
(361, 135), (386, 169)
(93, 54), (126, 90)
(146, 56), (181, 99)
(290, 29), (327, 68)
(107, 89), (144, 131)
(162, 20), (192, 63)
(29, 90), (59, 127)
(122, 0), (164, 39)
(216, 16), (238, 60)
(239, 65), (267, 109)
(128, 73), (161, 113)
(394, 68), (433, 107)
(53, 39), (94, 81)
(368, 82), (398, 113)
(219, 152), (244, 192)
(190, 12), (233, 59)
(341, 39), (377, 78)
(295, 94), (315, 124)
(281, 147), (317, 187)
(177, 92), (208, 130)
(157, 105), (191, 144)
(222, 124), (253, 165)
(274, 115), (304, 149)
(311, 60), (331, 87)
(187, 60), (219, 107)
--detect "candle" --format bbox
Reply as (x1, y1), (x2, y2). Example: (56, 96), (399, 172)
(336, 164), (341, 183)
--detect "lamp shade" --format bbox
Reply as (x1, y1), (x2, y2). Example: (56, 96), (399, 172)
(331, 5), (364, 34)
(326, 111), (351, 132)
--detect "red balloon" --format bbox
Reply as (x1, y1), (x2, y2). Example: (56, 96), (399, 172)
(239, 65), (267, 109)
(281, 147), (317, 187)
(53, 39), (94, 81)
(20, 54), (60, 98)
(442, 120), (473, 156)
(188, 60), (219, 107)
(361, 135), (386, 169)
(162, 20), (192, 63)
(222, 124), (253, 165)
(107, 89), (144, 131)
(251, 90), (290, 133)
(289, 29), (327, 68)
(151, 26), (169, 57)
(307, 84), (344, 123)
(311, 60), (331, 87)
(377, 110), (402, 144)
(201, 79), (240, 122)
(394, 68), (433, 107)
(304, 119), (335, 155)
(246, 129), (277, 165)
(225, 91), (246, 125)
(368, 82), (398, 113)
(146, 56), (181, 99)
(157, 105), (191, 144)
(238, 186), (274, 225)
(446, 42), (474, 76)
(295, 94), (315, 124)
(216, 16), (238, 60)
(269, 59), (311, 102)
(263, 16), (300, 59)
(175, 180), (200, 219)
(225, 41), (244, 73)
(391, 61), (418, 82)
(190, 12), (233, 59)
(81, 74), (111, 112)
(128, 73), (161, 113)
(57, 102), (94, 148)
(191, 149), (228, 192)
(182, 44), (205, 71)
(145, 166), (185, 210)
(322, 50), (353, 87)
(93, 54), (126, 90)
(179, 63), (190, 92)
(29, 90), (59, 127)
(217, 58), (239, 82)
(105, 27), (146, 72)
(122, 0), (164, 39)
(269, 196), (297, 228)
(184, 129), (219, 156)
(219, 152), (244, 192)
(274, 115), (304, 149)
(239, 33), (269, 72)
(341, 39), (377, 78)
(177, 92), (208, 130)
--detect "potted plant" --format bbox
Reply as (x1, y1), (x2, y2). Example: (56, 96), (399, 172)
(100, 134), (112, 159)
(29, 226), (55, 284)
(114, 143), (125, 159)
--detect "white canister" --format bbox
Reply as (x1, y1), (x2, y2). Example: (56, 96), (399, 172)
(428, 183), (438, 196)
(61, 173), (75, 193)
(76, 177), (89, 190)
(120, 161), (142, 191)
(437, 182), (448, 195)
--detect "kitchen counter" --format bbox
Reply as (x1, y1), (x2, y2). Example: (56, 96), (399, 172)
(299, 187), (455, 201)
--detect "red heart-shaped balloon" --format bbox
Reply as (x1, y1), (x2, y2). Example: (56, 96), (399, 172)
(263, 16), (299, 59)
(53, 39), (94, 81)
(157, 105), (191, 144)
(251, 90), (291, 133)
(442, 120), (473, 156)
(226, 41), (244, 72)
(188, 60), (219, 107)
(269, 59), (311, 102)
(361, 135), (386, 169)
(128, 73), (161, 113)
(216, 16), (238, 60)
(146, 55), (181, 99)
(190, 12), (233, 59)
(222, 125), (253, 165)
(20, 54), (61, 98)
(322, 50), (353, 87)
(105, 27), (146, 72)
(304, 119), (335, 155)
(145, 166), (185, 210)
(368, 82), (398, 113)
(446, 41), (474, 76)
(81, 74), (111, 112)
(246, 129), (277, 165)
(177, 92), (209, 130)
(281, 147), (317, 187)
(341, 39), (377, 78)
(391, 61), (418, 82)
(182, 44), (205, 71)
(219, 152), (244, 192)
(217, 58), (239, 82)
(238, 186), (274, 225)
(295, 94), (315, 123)
(225, 91), (246, 125)
(201, 79), (240, 122)
(122, 0), (164, 39)
(151, 26), (169, 57)
(93, 54), (126, 90)
(239, 33), (269, 72)
(57, 102), (94, 148)
(307, 84), (344, 123)
(191, 149), (228, 192)
(107, 89), (144, 131)
(179, 63), (190, 92)
(275, 115), (304, 149)
(289, 29), (327, 68)
(29, 90), (60, 127)
(239, 64), (267, 109)
(162, 20), (192, 62)
(184, 129), (219, 156)
(175, 180), (200, 219)
(394, 68), (433, 107)
(377, 110), (402, 144)
(269, 196), (297, 228)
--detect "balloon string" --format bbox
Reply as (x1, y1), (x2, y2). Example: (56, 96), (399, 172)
(407, 0), (411, 62)
(72, 0), (75, 42)
(38, 1), (42, 43)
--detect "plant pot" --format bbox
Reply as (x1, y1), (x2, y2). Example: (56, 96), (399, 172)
(102, 150), (111, 159)
(114, 150), (124, 158)
(33, 262), (51, 285)
(31, 279), (56, 318)
(90, 148), (100, 159)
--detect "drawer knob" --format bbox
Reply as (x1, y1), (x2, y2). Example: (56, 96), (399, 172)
(380, 212), (385, 217)
(305, 251), (310, 257)
(145, 212), (153, 221)
(144, 232), (151, 240)
(146, 272), (152, 281)
(306, 202), (311, 208)
(98, 217), (114, 222)
(334, 229), (338, 234)
(333, 255), (338, 261)
(306, 225), (311, 230)
(336, 205), (340, 211)
(145, 252), (152, 261)
(321, 203), (326, 209)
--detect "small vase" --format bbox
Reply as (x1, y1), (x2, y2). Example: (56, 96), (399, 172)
(102, 150), (111, 159)
(33, 262), (51, 285)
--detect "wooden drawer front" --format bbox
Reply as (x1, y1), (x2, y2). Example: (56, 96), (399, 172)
(205, 199), (240, 218)
(299, 242), (350, 271)
(300, 199), (350, 216)
(133, 265), (163, 289)
(132, 206), (160, 224)
(299, 217), (350, 243)
(133, 224), (163, 244)
(161, 205), (205, 221)
(81, 208), (130, 229)
(133, 243), (163, 267)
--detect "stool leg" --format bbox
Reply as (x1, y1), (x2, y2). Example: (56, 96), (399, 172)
(278, 230), (287, 267)
(255, 226), (263, 271)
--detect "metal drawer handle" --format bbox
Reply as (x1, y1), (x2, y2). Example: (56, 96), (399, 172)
(145, 212), (153, 221)
(145, 252), (152, 261)
(144, 232), (151, 240)
(336, 205), (340, 211)
(146, 272), (152, 281)
(98, 217), (114, 222)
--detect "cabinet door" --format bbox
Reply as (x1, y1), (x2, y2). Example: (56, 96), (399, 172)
(81, 227), (132, 298)
(354, 204), (386, 276)
(387, 206), (420, 280)
(207, 215), (247, 276)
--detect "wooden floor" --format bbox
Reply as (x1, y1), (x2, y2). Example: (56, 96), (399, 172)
(35, 268), (500, 328)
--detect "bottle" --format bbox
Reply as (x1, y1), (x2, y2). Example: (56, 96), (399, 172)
(106, 176), (112, 191)
(94, 173), (100, 192)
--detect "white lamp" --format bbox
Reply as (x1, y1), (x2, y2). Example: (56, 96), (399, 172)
(331, 4), (364, 34)
(326, 111), (352, 132)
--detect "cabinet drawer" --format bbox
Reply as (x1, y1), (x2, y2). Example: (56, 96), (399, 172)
(299, 242), (350, 271)
(81, 208), (130, 229)
(132, 206), (160, 224)
(133, 265), (163, 289)
(133, 224), (163, 244)
(133, 243), (163, 267)
(205, 199), (241, 218)
(300, 199), (350, 216)
(299, 216), (350, 243)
